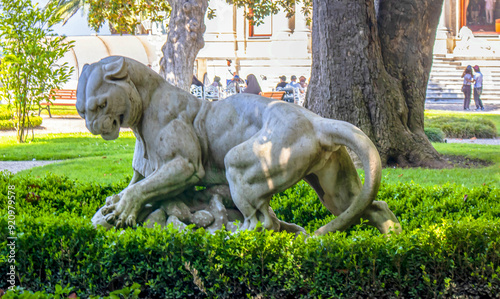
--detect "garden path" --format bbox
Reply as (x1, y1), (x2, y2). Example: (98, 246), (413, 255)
(1, 102), (499, 174)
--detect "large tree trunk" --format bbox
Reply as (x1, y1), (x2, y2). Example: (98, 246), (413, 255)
(305, 0), (447, 168)
(159, 0), (208, 91)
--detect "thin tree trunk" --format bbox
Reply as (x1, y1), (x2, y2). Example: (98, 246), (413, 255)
(305, 0), (447, 168)
(159, 0), (208, 91)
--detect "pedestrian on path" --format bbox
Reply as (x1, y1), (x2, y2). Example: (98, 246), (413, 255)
(473, 65), (485, 111)
(461, 65), (474, 110)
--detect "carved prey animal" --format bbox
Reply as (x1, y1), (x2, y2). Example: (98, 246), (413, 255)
(77, 56), (401, 235)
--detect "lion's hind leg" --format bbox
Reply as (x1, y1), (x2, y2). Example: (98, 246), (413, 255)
(360, 201), (402, 234)
(224, 129), (318, 232)
(305, 147), (401, 235)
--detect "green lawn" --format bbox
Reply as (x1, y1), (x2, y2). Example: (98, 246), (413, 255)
(0, 131), (135, 161)
(39, 105), (79, 117)
(2, 133), (497, 187)
(0, 131), (136, 184)
(2, 110), (499, 186)
(381, 143), (500, 187)
(22, 154), (134, 185)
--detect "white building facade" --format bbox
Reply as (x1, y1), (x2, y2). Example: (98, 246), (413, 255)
(58, 1), (312, 92)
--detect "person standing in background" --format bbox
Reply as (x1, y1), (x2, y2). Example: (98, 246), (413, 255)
(276, 76), (288, 89)
(473, 65), (485, 111)
(242, 74), (262, 95)
(461, 65), (474, 111)
(485, 0), (496, 24)
(286, 75), (304, 104)
(299, 76), (308, 89)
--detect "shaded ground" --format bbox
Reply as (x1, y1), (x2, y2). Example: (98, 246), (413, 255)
(442, 154), (494, 168)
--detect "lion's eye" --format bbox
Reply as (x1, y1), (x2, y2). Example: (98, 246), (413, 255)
(98, 98), (107, 109)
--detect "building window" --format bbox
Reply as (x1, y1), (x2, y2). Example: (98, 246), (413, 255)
(249, 10), (272, 37)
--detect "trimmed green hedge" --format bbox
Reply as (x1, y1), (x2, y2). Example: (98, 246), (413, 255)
(1, 173), (499, 298)
(0, 105), (43, 130)
(424, 127), (445, 142)
(426, 116), (497, 139)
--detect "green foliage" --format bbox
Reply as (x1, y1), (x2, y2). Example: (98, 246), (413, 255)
(425, 115), (497, 139)
(424, 126), (445, 142)
(45, 0), (85, 26)
(425, 110), (500, 135)
(1, 172), (499, 297)
(0, 104), (42, 130)
(0, 104), (12, 120)
(86, 0), (171, 34)
(0, 116), (42, 130)
(0, 0), (73, 143)
(3, 283), (142, 298)
(61, 0), (311, 34)
(231, 0), (312, 25)
(271, 180), (500, 232)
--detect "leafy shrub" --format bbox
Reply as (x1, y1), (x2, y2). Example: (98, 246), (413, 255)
(425, 116), (497, 138)
(0, 105), (12, 120)
(1, 173), (499, 298)
(424, 127), (445, 142)
(0, 105), (42, 130)
(0, 116), (42, 130)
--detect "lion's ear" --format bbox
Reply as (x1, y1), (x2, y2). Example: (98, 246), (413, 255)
(82, 63), (90, 74)
(104, 57), (128, 81)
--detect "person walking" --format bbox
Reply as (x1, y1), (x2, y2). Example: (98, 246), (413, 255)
(473, 65), (485, 111)
(461, 65), (474, 110)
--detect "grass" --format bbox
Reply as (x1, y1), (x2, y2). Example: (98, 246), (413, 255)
(2, 110), (499, 186)
(20, 154), (134, 185)
(1, 103), (79, 120)
(0, 131), (135, 161)
(381, 142), (500, 188)
(0, 131), (136, 185)
(4, 136), (498, 187)
(382, 145), (499, 187)
(39, 105), (80, 117)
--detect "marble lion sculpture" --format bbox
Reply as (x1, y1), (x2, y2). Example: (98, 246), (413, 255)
(77, 56), (401, 235)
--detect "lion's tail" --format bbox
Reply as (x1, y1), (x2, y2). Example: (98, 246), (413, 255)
(313, 119), (381, 235)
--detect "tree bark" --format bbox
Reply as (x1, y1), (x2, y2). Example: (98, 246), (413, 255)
(305, 0), (447, 168)
(159, 0), (208, 91)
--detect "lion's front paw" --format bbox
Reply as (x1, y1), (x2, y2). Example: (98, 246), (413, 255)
(101, 192), (139, 228)
(106, 194), (120, 206)
(101, 194), (120, 216)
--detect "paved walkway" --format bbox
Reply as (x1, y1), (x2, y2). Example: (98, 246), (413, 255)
(424, 100), (500, 114)
(1, 102), (499, 174)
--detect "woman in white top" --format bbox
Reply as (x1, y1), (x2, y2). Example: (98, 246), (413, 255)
(461, 65), (474, 110)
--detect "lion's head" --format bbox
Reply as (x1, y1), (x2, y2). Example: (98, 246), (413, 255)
(76, 56), (142, 140)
